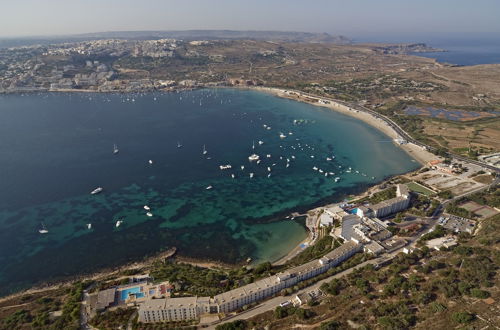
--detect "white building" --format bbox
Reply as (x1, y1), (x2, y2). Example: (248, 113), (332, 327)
(137, 242), (362, 323)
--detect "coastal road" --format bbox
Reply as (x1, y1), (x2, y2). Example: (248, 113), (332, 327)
(289, 89), (500, 174)
(207, 252), (402, 329)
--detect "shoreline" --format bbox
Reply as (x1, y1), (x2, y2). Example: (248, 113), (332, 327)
(250, 86), (437, 166)
(0, 86), (437, 302)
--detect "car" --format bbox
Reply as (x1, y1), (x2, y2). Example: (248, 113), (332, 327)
(279, 301), (291, 307)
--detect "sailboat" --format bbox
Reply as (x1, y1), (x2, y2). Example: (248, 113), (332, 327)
(38, 223), (48, 234)
(203, 145), (207, 155)
(252, 140), (255, 150)
(113, 144), (119, 155)
(177, 141), (182, 148)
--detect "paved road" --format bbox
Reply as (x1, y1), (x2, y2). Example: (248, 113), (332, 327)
(207, 249), (407, 329)
(290, 90), (500, 174)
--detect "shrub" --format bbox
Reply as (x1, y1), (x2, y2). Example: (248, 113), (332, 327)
(451, 311), (475, 324)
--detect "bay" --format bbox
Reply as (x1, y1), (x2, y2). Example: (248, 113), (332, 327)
(0, 88), (418, 295)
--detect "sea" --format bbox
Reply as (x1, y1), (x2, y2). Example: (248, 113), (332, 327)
(0, 88), (419, 295)
(355, 34), (500, 66)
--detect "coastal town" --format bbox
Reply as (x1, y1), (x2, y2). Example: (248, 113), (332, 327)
(76, 149), (497, 327)
(0, 33), (499, 330)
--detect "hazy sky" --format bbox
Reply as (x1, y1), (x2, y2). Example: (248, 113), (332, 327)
(1, 0), (499, 39)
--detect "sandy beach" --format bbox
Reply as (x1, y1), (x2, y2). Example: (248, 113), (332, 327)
(253, 86), (437, 166)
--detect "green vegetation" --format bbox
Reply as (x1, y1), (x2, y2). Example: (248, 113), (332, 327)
(360, 186), (396, 204)
(419, 225), (446, 243)
(215, 320), (247, 330)
(437, 190), (453, 199)
(451, 311), (475, 324)
(287, 236), (340, 266)
(274, 306), (315, 320)
(446, 202), (474, 218)
(90, 307), (136, 329)
(406, 181), (436, 196)
(0, 281), (87, 330)
(150, 260), (284, 297)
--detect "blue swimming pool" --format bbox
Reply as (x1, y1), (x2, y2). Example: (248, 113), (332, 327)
(120, 287), (142, 300)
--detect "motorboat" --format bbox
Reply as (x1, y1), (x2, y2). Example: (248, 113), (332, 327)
(90, 187), (103, 195)
(248, 154), (260, 162)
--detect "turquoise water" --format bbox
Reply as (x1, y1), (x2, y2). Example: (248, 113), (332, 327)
(0, 89), (419, 295)
(120, 286), (142, 300)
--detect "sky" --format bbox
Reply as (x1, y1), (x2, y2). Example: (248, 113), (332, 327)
(1, 0), (499, 40)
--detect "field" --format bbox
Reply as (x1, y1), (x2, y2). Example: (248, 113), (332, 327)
(460, 201), (499, 219)
(406, 181), (436, 196)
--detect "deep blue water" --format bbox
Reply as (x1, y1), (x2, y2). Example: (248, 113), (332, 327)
(411, 37), (500, 65)
(414, 42), (500, 65)
(355, 35), (500, 66)
(0, 89), (419, 295)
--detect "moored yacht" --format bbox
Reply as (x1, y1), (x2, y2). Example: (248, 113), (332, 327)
(90, 187), (103, 195)
(113, 144), (119, 155)
(39, 223), (48, 234)
(248, 154), (260, 162)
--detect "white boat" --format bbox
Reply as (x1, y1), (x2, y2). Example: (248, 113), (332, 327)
(146, 212), (153, 217)
(279, 133), (286, 139)
(206, 185), (213, 190)
(267, 167), (271, 172)
(248, 154), (260, 162)
(326, 157), (332, 161)
(288, 132), (293, 135)
(219, 164), (232, 170)
(177, 141), (182, 148)
(90, 187), (103, 195)
(256, 160), (261, 164)
(286, 163), (290, 168)
(258, 140), (264, 145)
(334, 177), (340, 182)
(144, 205), (150, 210)
(249, 173), (254, 178)
(252, 140), (255, 150)
(87, 223), (92, 230)
(267, 127), (271, 130)
(266, 154), (271, 158)
(38, 223), (48, 234)
(267, 173), (271, 178)
(291, 155), (295, 159)
(148, 159), (153, 164)
(240, 165), (245, 170)
(113, 144), (119, 155)
(231, 174), (235, 179)
(310, 155), (314, 158)
(115, 220), (123, 227)
(313, 166), (318, 171)
(319, 169), (324, 173)
(203, 145), (208, 155)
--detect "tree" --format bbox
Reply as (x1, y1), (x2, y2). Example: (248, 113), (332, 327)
(320, 320), (342, 330)
(216, 320), (247, 330)
(274, 306), (287, 319)
(451, 312), (475, 324)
